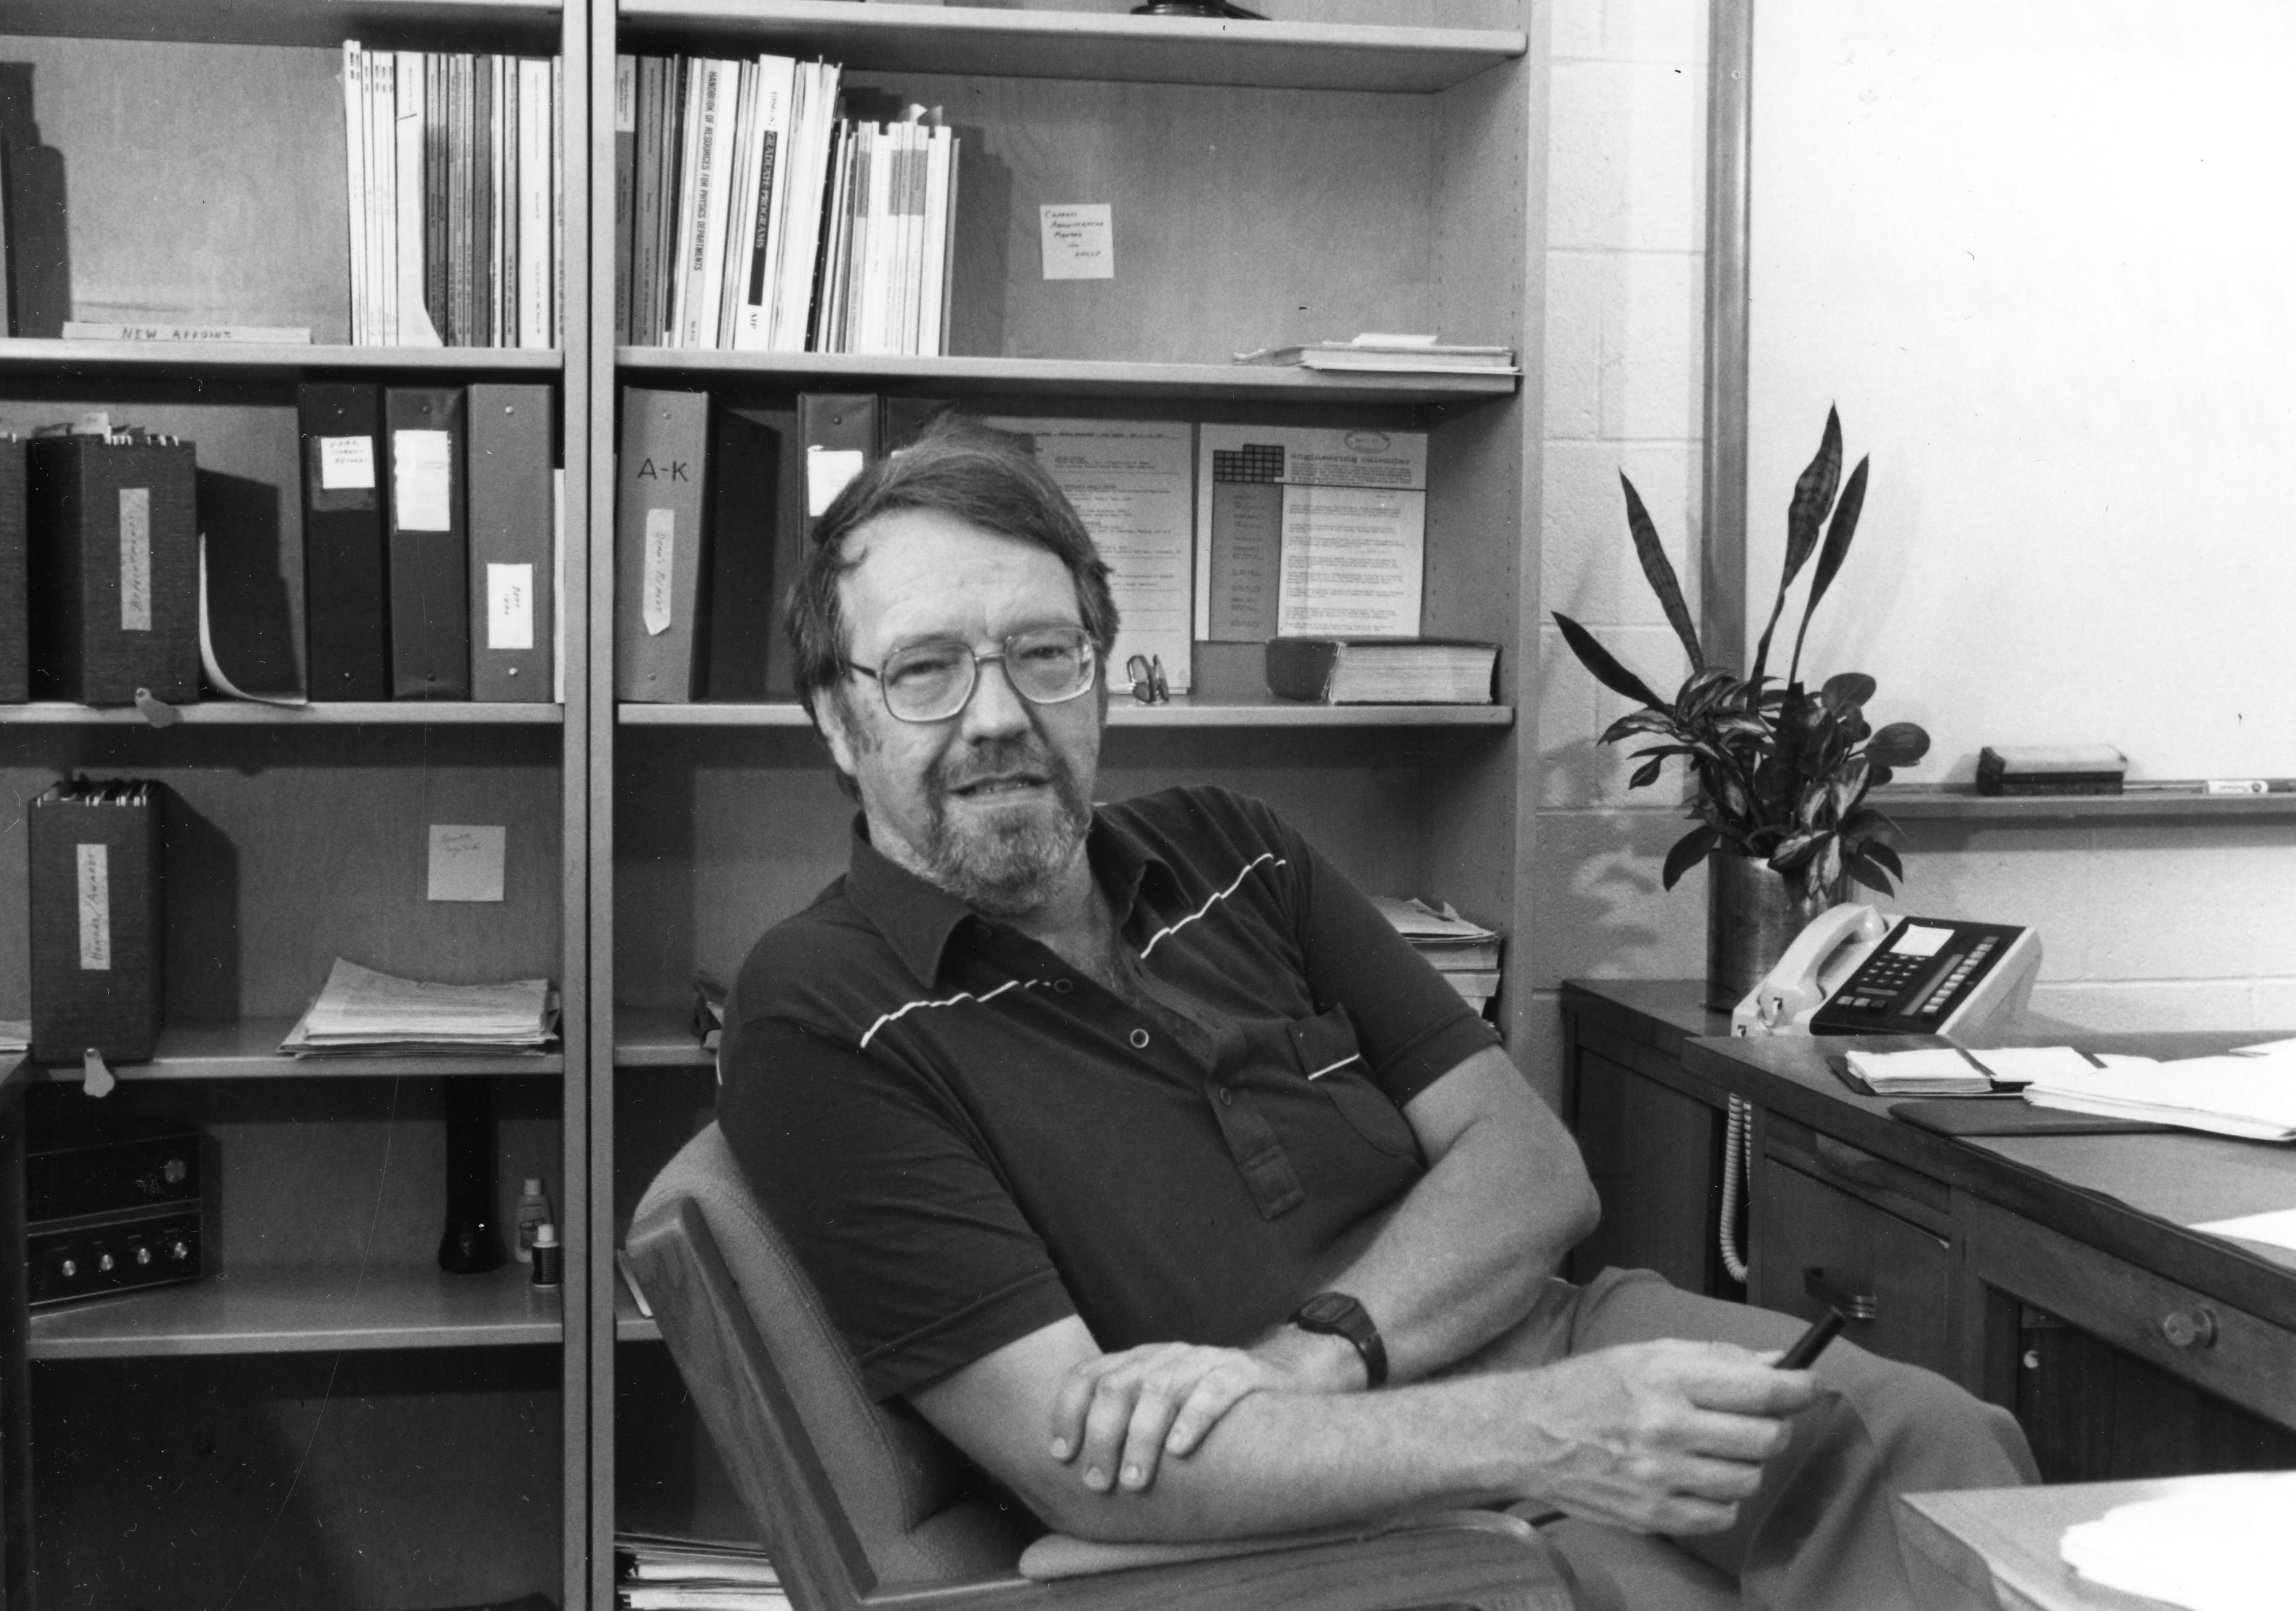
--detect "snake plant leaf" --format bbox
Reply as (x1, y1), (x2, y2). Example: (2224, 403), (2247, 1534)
(1867, 721), (1931, 766)
(1620, 473), (1704, 672)
(1662, 824), (1721, 889)
(1753, 408), (1844, 686)
(1789, 455), (1871, 686)
(1553, 612), (1665, 709)
(1820, 671), (1877, 710)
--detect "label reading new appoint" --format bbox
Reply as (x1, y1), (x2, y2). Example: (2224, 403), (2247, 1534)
(319, 435), (377, 491)
(393, 429), (454, 531)
(77, 844), (111, 970)
(643, 510), (675, 635)
(487, 563), (535, 650)
(118, 489), (152, 631)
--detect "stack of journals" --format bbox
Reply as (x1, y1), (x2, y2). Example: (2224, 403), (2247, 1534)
(2022, 1039), (2296, 1140)
(621, 54), (958, 356)
(1233, 333), (1517, 377)
(615, 1531), (786, 1611)
(1843, 1046), (1995, 1096)
(341, 43), (564, 348)
(1372, 897), (1501, 1013)
(281, 958), (557, 1056)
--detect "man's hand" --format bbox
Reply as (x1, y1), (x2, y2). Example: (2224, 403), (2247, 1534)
(1515, 1340), (1818, 1536)
(1048, 1343), (1299, 1494)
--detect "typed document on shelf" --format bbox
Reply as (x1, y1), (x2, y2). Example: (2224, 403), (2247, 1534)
(1195, 425), (1426, 640)
(985, 417), (1194, 689)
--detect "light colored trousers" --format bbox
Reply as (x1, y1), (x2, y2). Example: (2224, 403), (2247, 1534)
(1446, 1267), (2040, 1611)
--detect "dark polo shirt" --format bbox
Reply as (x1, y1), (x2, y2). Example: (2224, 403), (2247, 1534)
(718, 785), (1498, 1402)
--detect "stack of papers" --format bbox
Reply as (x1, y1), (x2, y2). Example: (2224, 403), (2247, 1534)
(1844, 1046), (1994, 1095)
(2061, 1472), (2296, 1609)
(2022, 1039), (2296, 1141)
(1232, 333), (1519, 375)
(1371, 897), (1502, 1013)
(616, 1531), (785, 1611)
(281, 958), (558, 1055)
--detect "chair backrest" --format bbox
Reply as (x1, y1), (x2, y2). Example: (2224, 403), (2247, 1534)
(627, 1122), (1032, 1608)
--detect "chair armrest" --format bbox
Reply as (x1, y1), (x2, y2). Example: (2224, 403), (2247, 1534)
(1018, 1509), (1515, 1581)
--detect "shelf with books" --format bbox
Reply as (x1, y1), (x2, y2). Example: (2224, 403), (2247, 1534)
(1872, 784), (2296, 821)
(621, 1), (1525, 95)
(0, 702), (565, 725)
(0, 340), (565, 375)
(616, 349), (1521, 403)
(26, 1260), (562, 1359)
(11, 1019), (565, 1083)
(615, 697), (1513, 730)
(1, 0), (562, 50)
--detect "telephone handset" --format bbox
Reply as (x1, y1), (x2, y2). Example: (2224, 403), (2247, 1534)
(1731, 904), (2043, 1041)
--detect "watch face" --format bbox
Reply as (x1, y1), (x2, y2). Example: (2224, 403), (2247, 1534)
(1298, 1293), (1355, 1327)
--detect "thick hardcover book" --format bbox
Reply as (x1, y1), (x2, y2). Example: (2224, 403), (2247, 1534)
(1264, 637), (1498, 705)
(616, 388), (710, 702)
(705, 404), (797, 701)
(26, 435), (199, 705)
(467, 384), (554, 702)
(0, 437), (25, 701)
(29, 782), (164, 1065)
(297, 383), (391, 701)
(385, 388), (471, 699)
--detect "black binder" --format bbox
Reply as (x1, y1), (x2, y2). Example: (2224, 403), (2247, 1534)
(0, 434), (24, 702)
(28, 780), (165, 1065)
(26, 433), (199, 706)
(297, 383), (391, 701)
(385, 388), (471, 699)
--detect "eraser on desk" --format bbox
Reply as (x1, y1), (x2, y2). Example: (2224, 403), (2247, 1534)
(1976, 745), (2127, 796)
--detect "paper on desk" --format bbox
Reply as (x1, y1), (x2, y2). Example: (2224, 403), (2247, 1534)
(2190, 1207), (2296, 1255)
(2061, 1471), (2296, 1610)
(2023, 1056), (2296, 1141)
(2233, 1036), (2296, 1057)
(1957, 1046), (2098, 1086)
(1844, 1046), (1991, 1091)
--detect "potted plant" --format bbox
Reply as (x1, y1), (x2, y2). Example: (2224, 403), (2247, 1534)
(1552, 409), (1931, 1006)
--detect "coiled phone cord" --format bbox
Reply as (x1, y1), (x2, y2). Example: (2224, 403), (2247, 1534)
(1718, 1094), (1753, 1283)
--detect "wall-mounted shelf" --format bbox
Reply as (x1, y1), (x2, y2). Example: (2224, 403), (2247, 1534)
(12, 1020), (564, 1083)
(0, 702), (564, 726)
(1877, 785), (2296, 822)
(0, 0), (565, 50)
(614, 1007), (711, 1069)
(0, 339), (564, 377)
(619, 697), (1512, 730)
(27, 1262), (561, 1360)
(619, 2), (1526, 94)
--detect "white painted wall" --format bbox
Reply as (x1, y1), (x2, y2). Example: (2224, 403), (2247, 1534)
(1522, 0), (2296, 1108)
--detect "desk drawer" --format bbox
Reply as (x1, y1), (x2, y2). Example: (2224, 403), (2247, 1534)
(1751, 1158), (1956, 1380)
(1968, 1199), (2296, 1436)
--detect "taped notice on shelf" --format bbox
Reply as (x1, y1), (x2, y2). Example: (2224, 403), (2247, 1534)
(393, 429), (453, 531)
(808, 447), (865, 517)
(119, 488), (152, 631)
(77, 844), (111, 970)
(643, 509), (675, 635)
(487, 563), (535, 650)
(319, 435), (377, 490)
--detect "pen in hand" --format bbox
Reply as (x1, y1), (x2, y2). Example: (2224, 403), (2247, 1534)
(1778, 1308), (1851, 1371)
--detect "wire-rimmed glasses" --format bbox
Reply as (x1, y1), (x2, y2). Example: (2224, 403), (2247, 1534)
(847, 626), (1099, 723)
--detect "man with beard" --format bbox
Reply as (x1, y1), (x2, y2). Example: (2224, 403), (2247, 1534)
(716, 421), (2035, 1611)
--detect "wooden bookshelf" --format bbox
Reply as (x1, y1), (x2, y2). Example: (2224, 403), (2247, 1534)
(27, 1262), (561, 1360)
(619, 697), (1512, 729)
(0, 701), (564, 725)
(0, 0), (564, 49)
(612, 1006), (710, 1068)
(0, 339), (564, 375)
(1875, 785), (2296, 822)
(9, 1019), (564, 1083)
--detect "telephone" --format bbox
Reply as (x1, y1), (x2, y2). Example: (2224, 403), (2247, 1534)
(1731, 904), (2043, 1041)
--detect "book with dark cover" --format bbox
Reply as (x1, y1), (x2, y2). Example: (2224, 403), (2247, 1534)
(26, 434), (199, 705)
(297, 383), (391, 701)
(1264, 637), (1498, 705)
(769, 392), (879, 696)
(467, 383), (555, 702)
(384, 387), (471, 699)
(704, 403), (795, 701)
(28, 781), (164, 1065)
(0, 435), (24, 701)
(616, 388), (709, 702)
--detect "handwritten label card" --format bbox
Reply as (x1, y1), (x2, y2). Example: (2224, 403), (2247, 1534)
(319, 436), (377, 491)
(1040, 204), (1115, 281)
(393, 429), (454, 532)
(76, 844), (112, 970)
(118, 488), (152, 631)
(642, 510), (675, 635)
(488, 562), (535, 650)
(427, 824), (507, 903)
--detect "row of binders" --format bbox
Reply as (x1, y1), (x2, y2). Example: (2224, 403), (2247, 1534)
(343, 42), (564, 348)
(617, 53), (959, 355)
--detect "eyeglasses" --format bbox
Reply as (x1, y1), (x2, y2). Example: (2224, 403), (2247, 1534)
(1125, 653), (1169, 705)
(848, 626), (1099, 723)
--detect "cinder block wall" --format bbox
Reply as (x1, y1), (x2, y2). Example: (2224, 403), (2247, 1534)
(1522, 0), (2296, 1107)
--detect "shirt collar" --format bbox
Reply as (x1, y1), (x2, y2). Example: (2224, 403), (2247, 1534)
(844, 807), (1181, 987)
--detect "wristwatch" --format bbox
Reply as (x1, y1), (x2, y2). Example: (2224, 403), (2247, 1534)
(1289, 1291), (1387, 1387)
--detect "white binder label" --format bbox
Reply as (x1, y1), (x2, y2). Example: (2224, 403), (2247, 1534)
(487, 563), (535, 650)
(643, 509), (675, 635)
(118, 489), (152, 631)
(393, 429), (453, 531)
(319, 435), (377, 490)
(808, 447), (865, 516)
(76, 844), (111, 971)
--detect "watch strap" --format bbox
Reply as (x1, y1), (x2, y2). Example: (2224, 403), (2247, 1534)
(1288, 1291), (1387, 1387)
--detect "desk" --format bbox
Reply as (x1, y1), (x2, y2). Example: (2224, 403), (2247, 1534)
(1898, 1473), (2282, 1611)
(1561, 982), (2296, 1480)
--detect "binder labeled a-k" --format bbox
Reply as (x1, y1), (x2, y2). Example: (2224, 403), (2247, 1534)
(615, 388), (709, 703)
(385, 388), (471, 699)
(468, 384), (555, 702)
(27, 431), (199, 706)
(298, 383), (391, 701)
(29, 780), (165, 1065)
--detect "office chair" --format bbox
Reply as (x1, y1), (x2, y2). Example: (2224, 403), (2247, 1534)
(626, 1122), (1577, 1611)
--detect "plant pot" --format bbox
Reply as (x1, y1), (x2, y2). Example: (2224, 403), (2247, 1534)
(1706, 853), (1846, 1011)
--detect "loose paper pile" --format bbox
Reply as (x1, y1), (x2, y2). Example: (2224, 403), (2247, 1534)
(2022, 1040), (2296, 1141)
(2060, 1472), (2296, 1610)
(1373, 897), (1501, 1015)
(1844, 1046), (1995, 1095)
(616, 1530), (785, 1611)
(281, 958), (557, 1055)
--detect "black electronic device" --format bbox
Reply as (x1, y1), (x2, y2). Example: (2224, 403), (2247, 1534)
(1805, 917), (2039, 1037)
(25, 1101), (217, 1308)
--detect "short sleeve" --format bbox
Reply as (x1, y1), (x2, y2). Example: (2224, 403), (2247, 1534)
(717, 1014), (1079, 1400)
(1283, 829), (1501, 1106)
